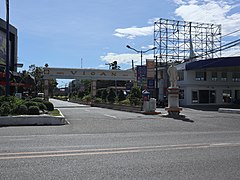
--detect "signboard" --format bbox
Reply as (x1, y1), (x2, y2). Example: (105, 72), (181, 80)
(147, 79), (155, 89)
(43, 68), (135, 81)
(136, 65), (147, 87)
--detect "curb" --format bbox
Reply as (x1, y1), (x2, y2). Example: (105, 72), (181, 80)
(218, 108), (240, 114)
(0, 109), (69, 126)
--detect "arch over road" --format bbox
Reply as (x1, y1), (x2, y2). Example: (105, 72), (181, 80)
(43, 67), (136, 100)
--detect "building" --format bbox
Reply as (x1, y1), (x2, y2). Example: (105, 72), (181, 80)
(0, 18), (34, 96)
(0, 18), (18, 72)
(175, 56), (240, 106)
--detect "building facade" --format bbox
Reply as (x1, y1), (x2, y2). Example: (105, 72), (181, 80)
(175, 57), (240, 106)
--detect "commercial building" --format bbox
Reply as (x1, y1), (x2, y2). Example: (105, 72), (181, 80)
(176, 56), (240, 106)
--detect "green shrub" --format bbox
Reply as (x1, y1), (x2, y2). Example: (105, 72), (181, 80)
(24, 101), (38, 108)
(120, 99), (131, 105)
(82, 95), (92, 102)
(128, 86), (142, 106)
(37, 103), (47, 111)
(118, 90), (126, 102)
(28, 106), (40, 115)
(107, 88), (116, 103)
(101, 89), (108, 102)
(94, 98), (102, 103)
(0, 103), (11, 116)
(18, 105), (28, 115)
(31, 97), (44, 103)
(43, 101), (54, 111)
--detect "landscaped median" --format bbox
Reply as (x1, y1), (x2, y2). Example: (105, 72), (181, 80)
(0, 109), (69, 126)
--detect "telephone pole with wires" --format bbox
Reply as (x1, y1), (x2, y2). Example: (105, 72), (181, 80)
(5, 0), (10, 96)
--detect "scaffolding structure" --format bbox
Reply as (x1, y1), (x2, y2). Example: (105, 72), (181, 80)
(154, 18), (222, 64)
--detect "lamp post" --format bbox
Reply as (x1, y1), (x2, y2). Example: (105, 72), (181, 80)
(5, 0), (10, 96)
(126, 45), (156, 66)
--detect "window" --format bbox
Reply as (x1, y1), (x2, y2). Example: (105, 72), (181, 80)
(195, 71), (206, 81)
(178, 70), (184, 81)
(221, 72), (227, 81)
(211, 72), (218, 81)
(192, 90), (216, 104)
(232, 72), (240, 82)
(192, 91), (198, 103)
(223, 90), (231, 103)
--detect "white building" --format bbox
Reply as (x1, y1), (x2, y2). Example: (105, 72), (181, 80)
(175, 56), (240, 106)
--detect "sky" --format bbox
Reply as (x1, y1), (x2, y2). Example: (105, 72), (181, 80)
(0, 0), (240, 87)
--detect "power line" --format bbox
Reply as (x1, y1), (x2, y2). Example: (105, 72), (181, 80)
(222, 29), (240, 37)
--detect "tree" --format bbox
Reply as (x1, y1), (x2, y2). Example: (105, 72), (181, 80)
(118, 90), (126, 102)
(101, 89), (108, 102)
(128, 86), (142, 106)
(107, 88), (116, 103)
(28, 64), (57, 96)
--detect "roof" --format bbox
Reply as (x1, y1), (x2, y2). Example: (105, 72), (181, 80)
(185, 56), (240, 70)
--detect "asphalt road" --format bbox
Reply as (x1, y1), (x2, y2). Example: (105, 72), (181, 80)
(0, 99), (240, 179)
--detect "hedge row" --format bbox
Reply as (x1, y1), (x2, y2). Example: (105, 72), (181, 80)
(0, 96), (54, 116)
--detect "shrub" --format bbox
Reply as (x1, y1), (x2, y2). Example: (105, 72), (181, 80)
(101, 89), (108, 102)
(28, 106), (40, 115)
(118, 90), (126, 102)
(107, 88), (116, 103)
(31, 97), (44, 103)
(24, 101), (38, 108)
(82, 95), (92, 102)
(18, 105), (28, 115)
(37, 103), (47, 111)
(94, 98), (102, 103)
(96, 89), (103, 98)
(119, 99), (130, 105)
(0, 103), (11, 116)
(128, 86), (142, 106)
(43, 101), (54, 111)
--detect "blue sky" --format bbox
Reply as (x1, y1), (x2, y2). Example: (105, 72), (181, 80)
(1, 0), (240, 86)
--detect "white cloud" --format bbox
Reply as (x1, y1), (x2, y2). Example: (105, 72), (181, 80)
(174, 0), (240, 36)
(114, 26), (154, 39)
(100, 53), (155, 66)
(173, 0), (186, 5)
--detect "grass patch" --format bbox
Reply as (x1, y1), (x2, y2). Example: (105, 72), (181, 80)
(49, 109), (61, 116)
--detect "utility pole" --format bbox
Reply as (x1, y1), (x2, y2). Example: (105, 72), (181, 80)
(5, 0), (10, 96)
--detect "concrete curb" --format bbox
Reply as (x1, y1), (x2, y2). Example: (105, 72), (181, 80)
(218, 108), (240, 114)
(0, 109), (69, 126)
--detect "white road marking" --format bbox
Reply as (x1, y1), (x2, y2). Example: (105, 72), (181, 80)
(104, 114), (117, 119)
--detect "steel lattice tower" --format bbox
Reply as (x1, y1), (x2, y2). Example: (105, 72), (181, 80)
(154, 18), (222, 64)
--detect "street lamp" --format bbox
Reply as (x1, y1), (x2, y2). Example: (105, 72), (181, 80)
(126, 45), (156, 66)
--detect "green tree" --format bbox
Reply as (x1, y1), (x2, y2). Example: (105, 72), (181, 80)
(107, 88), (116, 103)
(128, 86), (142, 106)
(101, 89), (108, 102)
(28, 64), (57, 97)
(118, 90), (126, 102)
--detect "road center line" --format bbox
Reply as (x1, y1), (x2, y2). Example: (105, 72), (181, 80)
(1, 143), (240, 160)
